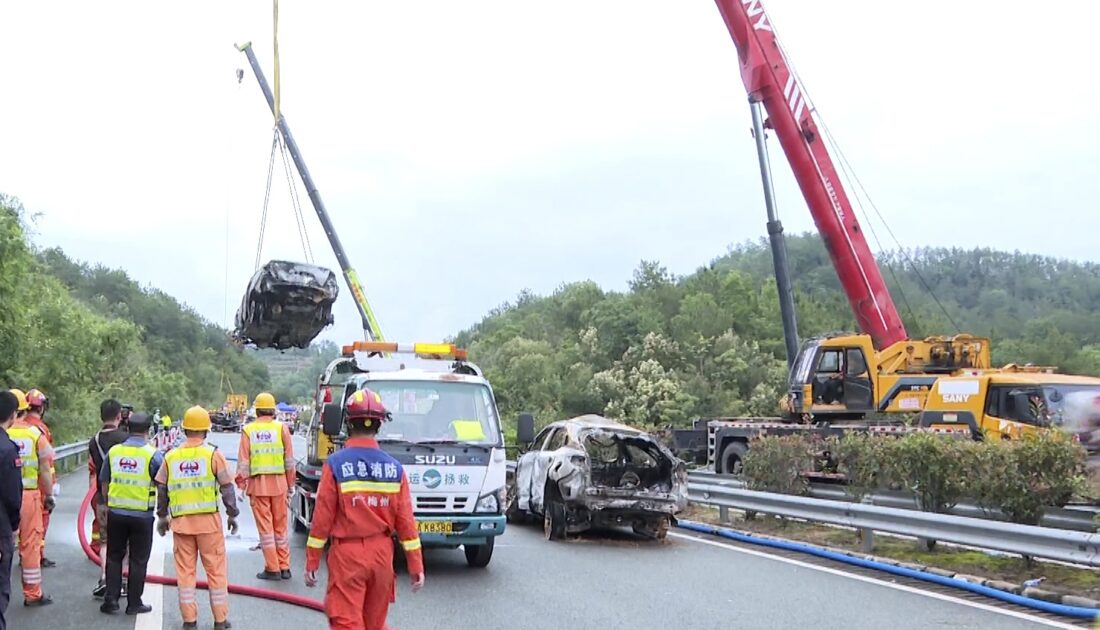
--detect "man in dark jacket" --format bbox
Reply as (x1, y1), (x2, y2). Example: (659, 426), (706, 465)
(88, 399), (129, 598)
(0, 391), (24, 630)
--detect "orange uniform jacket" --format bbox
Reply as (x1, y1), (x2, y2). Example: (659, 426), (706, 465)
(305, 437), (423, 575)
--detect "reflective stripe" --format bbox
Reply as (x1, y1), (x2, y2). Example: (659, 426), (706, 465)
(165, 445), (218, 517)
(338, 480), (401, 494)
(107, 444), (157, 511)
(8, 426), (41, 489)
(244, 421), (285, 476)
(306, 536), (326, 549)
(401, 538), (422, 551)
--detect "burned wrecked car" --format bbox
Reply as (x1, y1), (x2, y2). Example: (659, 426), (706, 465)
(232, 260), (339, 350)
(508, 414), (687, 540)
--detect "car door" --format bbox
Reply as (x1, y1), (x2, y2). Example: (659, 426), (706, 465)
(517, 426), (555, 512)
(527, 427), (565, 515)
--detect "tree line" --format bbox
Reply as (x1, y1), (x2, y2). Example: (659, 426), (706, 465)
(454, 234), (1100, 432)
(1, 194), (270, 443)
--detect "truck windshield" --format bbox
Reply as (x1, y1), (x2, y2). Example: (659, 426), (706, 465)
(366, 380), (502, 446)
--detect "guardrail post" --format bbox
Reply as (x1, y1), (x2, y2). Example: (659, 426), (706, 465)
(719, 505), (730, 524)
(859, 528), (874, 553)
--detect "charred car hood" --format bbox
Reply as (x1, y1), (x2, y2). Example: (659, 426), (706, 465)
(232, 260), (339, 350)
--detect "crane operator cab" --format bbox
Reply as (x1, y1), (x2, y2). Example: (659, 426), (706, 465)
(787, 337), (874, 418)
(784, 333), (992, 420)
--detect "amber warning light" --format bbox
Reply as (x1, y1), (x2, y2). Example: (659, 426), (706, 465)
(341, 341), (468, 361)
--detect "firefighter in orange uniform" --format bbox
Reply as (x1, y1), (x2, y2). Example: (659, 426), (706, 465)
(155, 406), (239, 630)
(7, 389), (55, 606)
(305, 389), (425, 630)
(236, 392), (295, 580)
(24, 389), (56, 568)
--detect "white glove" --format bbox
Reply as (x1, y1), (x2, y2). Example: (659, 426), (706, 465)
(52, 483), (61, 497)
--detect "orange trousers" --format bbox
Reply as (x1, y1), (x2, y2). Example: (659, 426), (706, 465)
(18, 491), (44, 601)
(250, 495), (290, 572)
(325, 537), (396, 630)
(173, 532), (229, 624)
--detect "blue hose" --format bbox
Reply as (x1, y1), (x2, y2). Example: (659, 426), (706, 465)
(676, 519), (1099, 621)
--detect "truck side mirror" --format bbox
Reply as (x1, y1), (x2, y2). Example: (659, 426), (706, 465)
(517, 413), (535, 444)
(321, 402), (344, 437)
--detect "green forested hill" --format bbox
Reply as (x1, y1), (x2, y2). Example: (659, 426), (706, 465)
(1, 194), (270, 442)
(455, 234), (1100, 430)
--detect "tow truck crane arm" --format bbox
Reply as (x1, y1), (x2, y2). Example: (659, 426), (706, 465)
(236, 41), (384, 342)
(713, 1), (906, 349)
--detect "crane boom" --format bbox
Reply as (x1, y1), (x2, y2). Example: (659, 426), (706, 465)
(714, 0), (906, 349)
(236, 42), (384, 342)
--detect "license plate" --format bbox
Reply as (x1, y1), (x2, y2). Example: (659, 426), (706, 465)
(417, 521), (452, 534)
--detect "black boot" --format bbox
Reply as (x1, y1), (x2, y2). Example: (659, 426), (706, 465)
(280, 569), (292, 580)
(256, 570), (281, 581)
(100, 600), (120, 614)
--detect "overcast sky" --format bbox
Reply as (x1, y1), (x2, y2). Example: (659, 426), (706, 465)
(2, 1), (1098, 346)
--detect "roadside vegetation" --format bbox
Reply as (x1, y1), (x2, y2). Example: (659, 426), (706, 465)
(1, 193), (269, 443)
(456, 234), (1100, 432)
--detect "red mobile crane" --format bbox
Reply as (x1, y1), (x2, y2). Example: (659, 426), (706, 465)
(694, 0), (993, 473)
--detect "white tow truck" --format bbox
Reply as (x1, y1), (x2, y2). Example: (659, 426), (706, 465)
(291, 341), (508, 567)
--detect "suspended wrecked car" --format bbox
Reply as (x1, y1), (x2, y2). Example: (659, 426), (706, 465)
(232, 260), (339, 350)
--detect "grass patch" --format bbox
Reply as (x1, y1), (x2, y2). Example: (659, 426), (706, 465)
(679, 505), (1100, 600)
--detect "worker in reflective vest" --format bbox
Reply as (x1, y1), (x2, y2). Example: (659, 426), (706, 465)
(7, 389), (55, 606)
(155, 406), (239, 630)
(305, 389), (424, 630)
(100, 413), (162, 615)
(24, 389), (56, 568)
(236, 392), (295, 580)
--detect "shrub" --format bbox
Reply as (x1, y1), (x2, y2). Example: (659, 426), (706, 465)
(742, 434), (814, 495)
(971, 431), (1087, 525)
(827, 433), (890, 502)
(882, 432), (974, 513)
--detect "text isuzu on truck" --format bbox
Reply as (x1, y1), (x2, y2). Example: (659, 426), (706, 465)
(292, 342), (507, 567)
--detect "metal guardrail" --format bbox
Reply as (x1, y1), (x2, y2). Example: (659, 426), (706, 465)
(688, 473), (1100, 566)
(53, 440), (89, 475)
(687, 470), (1100, 533)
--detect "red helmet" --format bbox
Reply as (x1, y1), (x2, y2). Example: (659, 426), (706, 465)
(26, 389), (47, 410)
(345, 389), (389, 423)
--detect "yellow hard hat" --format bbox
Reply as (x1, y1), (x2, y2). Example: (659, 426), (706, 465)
(253, 392), (277, 411)
(9, 389), (28, 412)
(182, 406), (212, 431)
(163, 415), (172, 423)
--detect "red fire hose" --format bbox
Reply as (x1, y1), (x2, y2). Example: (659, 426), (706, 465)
(77, 486), (324, 612)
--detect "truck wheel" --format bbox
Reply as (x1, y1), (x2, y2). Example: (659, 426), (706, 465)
(464, 537), (494, 568)
(543, 499), (566, 541)
(719, 441), (748, 476)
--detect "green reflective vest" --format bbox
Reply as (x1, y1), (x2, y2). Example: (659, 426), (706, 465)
(244, 420), (285, 476)
(8, 424), (43, 490)
(107, 443), (157, 511)
(165, 444), (219, 517)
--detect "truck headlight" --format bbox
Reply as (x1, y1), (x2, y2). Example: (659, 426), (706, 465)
(475, 488), (504, 514)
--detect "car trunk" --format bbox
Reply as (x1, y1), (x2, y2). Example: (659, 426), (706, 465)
(582, 429), (673, 492)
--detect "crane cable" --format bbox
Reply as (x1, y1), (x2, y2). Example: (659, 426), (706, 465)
(252, 0), (315, 269)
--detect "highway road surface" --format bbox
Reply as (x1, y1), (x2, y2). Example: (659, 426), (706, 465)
(7, 431), (1087, 629)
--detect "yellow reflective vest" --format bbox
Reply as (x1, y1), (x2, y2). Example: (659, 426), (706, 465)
(8, 424), (44, 490)
(107, 443), (157, 511)
(164, 444), (219, 517)
(244, 420), (285, 476)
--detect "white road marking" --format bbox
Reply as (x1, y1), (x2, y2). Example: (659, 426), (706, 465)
(669, 531), (1083, 630)
(134, 535), (169, 630)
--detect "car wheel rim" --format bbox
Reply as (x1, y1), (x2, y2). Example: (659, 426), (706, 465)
(543, 509), (552, 539)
